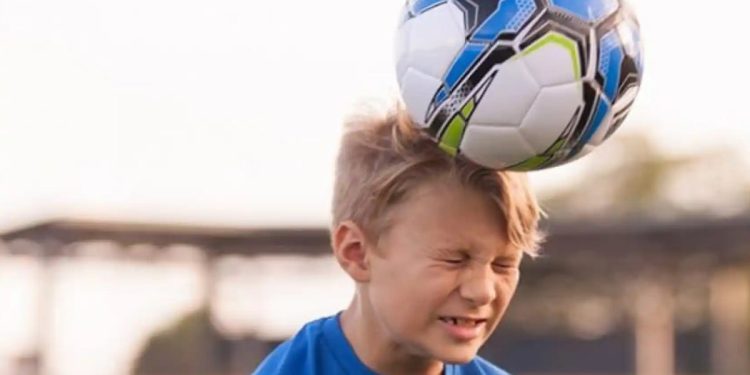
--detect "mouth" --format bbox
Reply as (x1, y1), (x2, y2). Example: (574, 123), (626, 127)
(438, 316), (488, 327)
(437, 316), (488, 341)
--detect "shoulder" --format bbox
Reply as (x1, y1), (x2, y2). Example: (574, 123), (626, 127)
(252, 317), (331, 375)
(451, 356), (512, 375)
(474, 356), (512, 375)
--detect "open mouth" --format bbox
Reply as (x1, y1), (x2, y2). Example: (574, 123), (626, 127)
(438, 316), (487, 327)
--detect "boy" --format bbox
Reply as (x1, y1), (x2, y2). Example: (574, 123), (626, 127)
(254, 107), (544, 375)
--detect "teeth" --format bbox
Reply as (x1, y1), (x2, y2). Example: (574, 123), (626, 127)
(442, 317), (478, 327)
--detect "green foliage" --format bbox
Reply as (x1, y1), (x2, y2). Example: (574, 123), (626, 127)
(131, 308), (233, 375)
(538, 133), (750, 221)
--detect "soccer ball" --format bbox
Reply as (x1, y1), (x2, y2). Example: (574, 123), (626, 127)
(395, 0), (644, 170)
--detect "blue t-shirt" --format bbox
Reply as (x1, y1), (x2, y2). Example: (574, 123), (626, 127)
(253, 313), (510, 375)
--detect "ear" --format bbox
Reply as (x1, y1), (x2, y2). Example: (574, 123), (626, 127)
(331, 220), (372, 283)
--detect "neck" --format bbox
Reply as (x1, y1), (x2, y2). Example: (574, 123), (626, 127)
(340, 292), (445, 375)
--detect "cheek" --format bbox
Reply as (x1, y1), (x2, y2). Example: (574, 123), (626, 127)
(371, 264), (455, 320)
(501, 271), (520, 293)
(421, 266), (462, 299)
(493, 273), (521, 312)
(410, 273), (457, 319)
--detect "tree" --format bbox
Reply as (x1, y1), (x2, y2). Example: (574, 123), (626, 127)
(537, 132), (750, 221)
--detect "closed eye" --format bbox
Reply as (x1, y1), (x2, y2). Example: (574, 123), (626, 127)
(438, 249), (470, 265)
(492, 262), (519, 273)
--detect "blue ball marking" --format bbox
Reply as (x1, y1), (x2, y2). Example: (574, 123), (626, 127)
(580, 96), (611, 146)
(443, 43), (487, 92)
(433, 0), (537, 108)
(549, 0), (618, 23)
(435, 87), (450, 104)
(410, 0), (448, 16)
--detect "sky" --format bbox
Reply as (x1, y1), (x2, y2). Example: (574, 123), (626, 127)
(1, 0), (749, 233)
(1, 1), (750, 374)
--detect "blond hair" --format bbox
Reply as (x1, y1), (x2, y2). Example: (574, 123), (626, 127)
(332, 106), (544, 257)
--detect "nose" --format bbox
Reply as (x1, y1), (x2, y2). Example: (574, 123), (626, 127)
(459, 264), (497, 306)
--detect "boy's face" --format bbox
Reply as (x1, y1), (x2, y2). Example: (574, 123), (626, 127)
(366, 177), (523, 364)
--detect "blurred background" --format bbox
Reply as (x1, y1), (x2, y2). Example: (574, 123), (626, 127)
(1, 0), (749, 374)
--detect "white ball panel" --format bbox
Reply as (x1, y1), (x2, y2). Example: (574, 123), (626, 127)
(445, 1), (466, 31)
(520, 82), (583, 154)
(471, 59), (540, 126)
(521, 40), (579, 86)
(400, 67), (443, 127)
(460, 124), (536, 169)
(407, 3), (466, 80)
(395, 18), (413, 86)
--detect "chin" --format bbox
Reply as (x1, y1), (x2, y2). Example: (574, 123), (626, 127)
(431, 346), (479, 364)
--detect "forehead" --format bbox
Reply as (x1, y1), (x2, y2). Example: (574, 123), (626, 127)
(381, 178), (514, 256)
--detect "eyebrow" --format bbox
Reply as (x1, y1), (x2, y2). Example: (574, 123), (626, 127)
(493, 253), (523, 263)
(432, 247), (465, 257)
(433, 246), (520, 262)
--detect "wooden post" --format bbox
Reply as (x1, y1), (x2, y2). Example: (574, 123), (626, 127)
(633, 278), (675, 375)
(709, 267), (750, 375)
(12, 239), (55, 375)
(201, 252), (219, 371)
